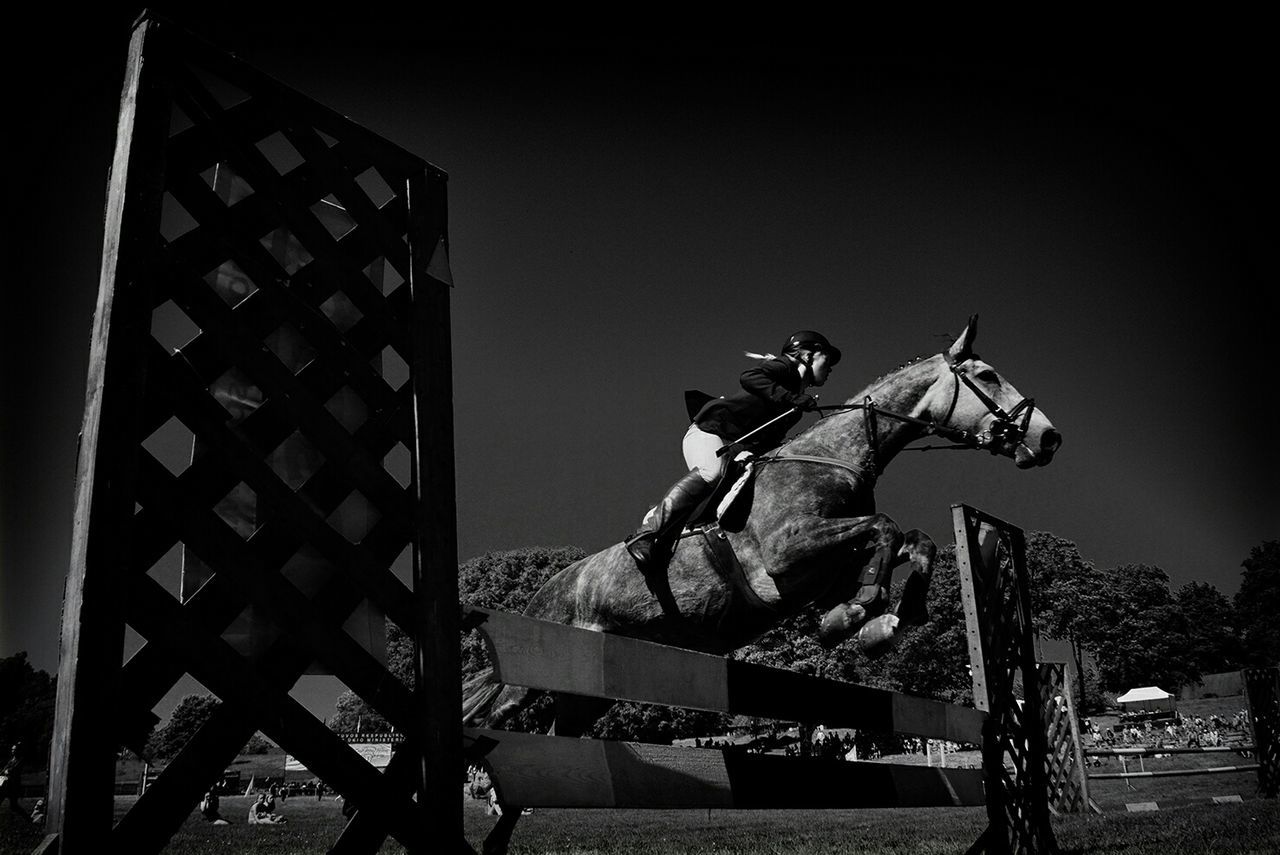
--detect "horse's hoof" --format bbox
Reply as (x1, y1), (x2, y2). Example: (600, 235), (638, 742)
(856, 614), (900, 658)
(818, 603), (866, 647)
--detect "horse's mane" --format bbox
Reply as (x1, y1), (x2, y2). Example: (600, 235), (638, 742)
(843, 353), (939, 405)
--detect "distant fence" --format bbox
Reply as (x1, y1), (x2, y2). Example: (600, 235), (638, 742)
(1084, 744), (1260, 781)
(1079, 665), (1279, 799)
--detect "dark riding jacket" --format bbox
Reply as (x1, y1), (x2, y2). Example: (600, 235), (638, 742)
(692, 356), (817, 449)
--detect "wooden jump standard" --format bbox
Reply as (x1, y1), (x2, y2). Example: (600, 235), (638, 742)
(463, 504), (1063, 855)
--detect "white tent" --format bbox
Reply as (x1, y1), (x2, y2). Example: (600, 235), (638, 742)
(1116, 686), (1176, 712)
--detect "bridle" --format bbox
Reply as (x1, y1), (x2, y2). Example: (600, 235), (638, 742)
(777, 351), (1039, 475)
(938, 349), (1038, 455)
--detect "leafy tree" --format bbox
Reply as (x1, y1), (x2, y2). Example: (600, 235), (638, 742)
(458, 546), (588, 679)
(731, 609), (862, 684)
(1176, 581), (1243, 675)
(0, 652), (55, 770)
(590, 703), (731, 744)
(1234, 540), (1280, 667)
(1089, 564), (1199, 692)
(1024, 531), (1105, 712)
(148, 694), (221, 759)
(329, 688), (391, 734)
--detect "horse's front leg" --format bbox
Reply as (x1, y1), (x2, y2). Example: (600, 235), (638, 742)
(820, 527), (936, 656)
(759, 513), (936, 655)
(758, 512), (901, 642)
(890, 529), (936, 627)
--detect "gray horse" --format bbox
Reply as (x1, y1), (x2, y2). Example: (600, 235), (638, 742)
(465, 315), (1060, 731)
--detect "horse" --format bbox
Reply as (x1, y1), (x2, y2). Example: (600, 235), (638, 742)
(463, 314), (1060, 735)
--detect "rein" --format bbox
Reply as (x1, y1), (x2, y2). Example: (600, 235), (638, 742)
(812, 351), (1039, 458)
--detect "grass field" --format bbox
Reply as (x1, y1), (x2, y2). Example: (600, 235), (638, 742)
(3, 739), (1275, 854)
(3, 787), (1276, 854)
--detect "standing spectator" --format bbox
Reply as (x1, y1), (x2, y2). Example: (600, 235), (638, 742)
(0, 742), (30, 821)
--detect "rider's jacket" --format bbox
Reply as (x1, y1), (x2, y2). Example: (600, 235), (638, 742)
(691, 356), (816, 449)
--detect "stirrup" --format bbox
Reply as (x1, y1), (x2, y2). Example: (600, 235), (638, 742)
(625, 532), (669, 576)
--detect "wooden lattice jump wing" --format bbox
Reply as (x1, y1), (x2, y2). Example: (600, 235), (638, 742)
(45, 15), (462, 855)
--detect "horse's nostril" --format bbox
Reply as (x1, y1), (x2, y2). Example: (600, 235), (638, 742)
(1041, 429), (1062, 455)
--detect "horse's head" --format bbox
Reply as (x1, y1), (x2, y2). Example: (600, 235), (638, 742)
(935, 316), (1061, 468)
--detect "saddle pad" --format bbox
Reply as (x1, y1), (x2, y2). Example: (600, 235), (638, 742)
(715, 455), (756, 533)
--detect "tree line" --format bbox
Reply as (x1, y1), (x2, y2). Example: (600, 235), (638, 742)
(2, 538), (1276, 762)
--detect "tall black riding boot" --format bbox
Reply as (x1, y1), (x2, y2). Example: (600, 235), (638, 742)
(625, 470), (714, 576)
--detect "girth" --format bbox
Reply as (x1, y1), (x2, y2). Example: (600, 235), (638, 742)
(675, 524), (778, 641)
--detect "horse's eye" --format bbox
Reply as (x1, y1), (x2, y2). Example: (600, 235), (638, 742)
(976, 369), (999, 383)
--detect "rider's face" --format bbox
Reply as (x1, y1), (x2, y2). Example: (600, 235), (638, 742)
(809, 351), (832, 386)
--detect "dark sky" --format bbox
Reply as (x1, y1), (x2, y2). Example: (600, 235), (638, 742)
(3, 11), (1275, 720)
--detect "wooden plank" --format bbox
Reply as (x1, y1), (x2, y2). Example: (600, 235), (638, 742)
(1089, 765), (1260, 780)
(1084, 745), (1257, 757)
(468, 607), (985, 743)
(465, 728), (986, 809)
(46, 17), (173, 847)
(952, 504), (991, 714)
(406, 169), (464, 847)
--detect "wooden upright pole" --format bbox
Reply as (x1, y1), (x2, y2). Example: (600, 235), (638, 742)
(407, 169), (466, 851)
(45, 18), (172, 852)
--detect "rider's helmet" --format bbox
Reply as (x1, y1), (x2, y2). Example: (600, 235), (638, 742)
(782, 330), (841, 366)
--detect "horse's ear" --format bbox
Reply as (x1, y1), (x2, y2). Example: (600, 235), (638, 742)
(947, 314), (979, 362)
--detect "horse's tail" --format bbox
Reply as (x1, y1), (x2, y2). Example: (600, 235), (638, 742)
(461, 666), (504, 725)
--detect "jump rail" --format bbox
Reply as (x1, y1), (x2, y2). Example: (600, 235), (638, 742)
(1084, 745), (1256, 757)
(463, 605), (987, 810)
(1089, 765), (1260, 781)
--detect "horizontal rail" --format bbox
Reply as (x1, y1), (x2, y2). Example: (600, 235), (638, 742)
(465, 727), (986, 809)
(1088, 765), (1260, 780)
(465, 606), (985, 744)
(1084, 745), (1255, 757)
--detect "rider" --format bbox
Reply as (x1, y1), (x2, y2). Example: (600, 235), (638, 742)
(624, 330), (841, 576)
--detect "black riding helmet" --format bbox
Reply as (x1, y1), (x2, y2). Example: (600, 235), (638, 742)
(782, 330), (841, 366)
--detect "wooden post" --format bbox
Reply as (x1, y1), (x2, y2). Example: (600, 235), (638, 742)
(47, 13), (463, 854)
(1243, 667), (1279, 798)
(46, 18), (171, 851)
(953, 504), (1060, 855)
(406, 169), (466, 851)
